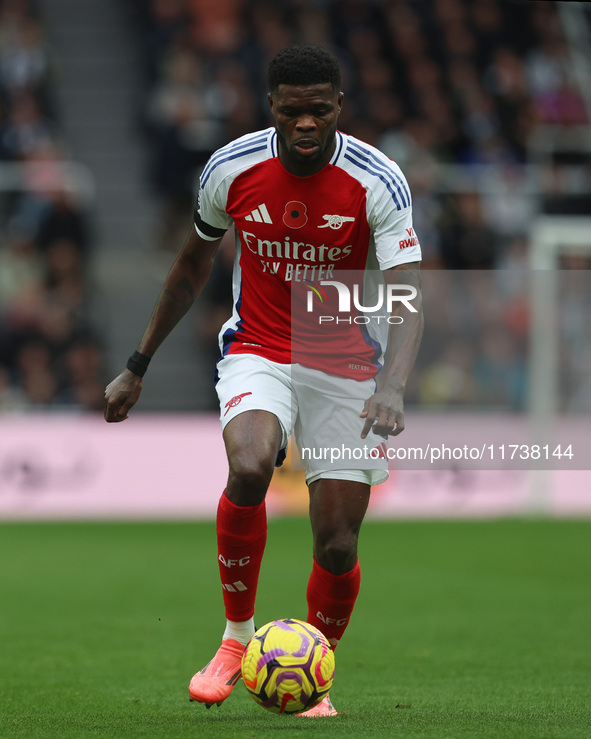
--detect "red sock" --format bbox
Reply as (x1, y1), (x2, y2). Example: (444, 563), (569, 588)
(216, 491), (267, 622)
(306, 557), (361, 649)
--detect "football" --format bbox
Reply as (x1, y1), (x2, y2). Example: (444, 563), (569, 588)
(241, 618), (335, 714)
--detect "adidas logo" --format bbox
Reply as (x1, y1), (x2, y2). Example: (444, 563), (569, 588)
(222, 581), (248, 592)
(245, 204), (272, 223)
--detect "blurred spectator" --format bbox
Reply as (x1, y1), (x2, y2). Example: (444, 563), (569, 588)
(0, 227), (44, 308)
(439, 192), (497, 269)
(36, 187), (89, 255)
(0, 362), (26, 410)
(1, 91), (52, 160)
(418, 339), (477, 407)
(473, 327), (527, 410)
(480, 165), (536, 239)
(0, 11), (50, 103)
(526, 21), (587, 126)
(145, 46), (223, 249)
(0, 0), (104, 412)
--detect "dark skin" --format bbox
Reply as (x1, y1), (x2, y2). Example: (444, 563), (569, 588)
(104, 82), (423, 575)
(268, 83), (344, 176)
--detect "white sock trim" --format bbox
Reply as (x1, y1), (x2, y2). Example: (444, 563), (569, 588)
(223, 617), (255, 646)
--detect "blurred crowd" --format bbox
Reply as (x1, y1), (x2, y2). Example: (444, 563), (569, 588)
(128, 0), (588, 258)
(1, 0), (589, 414)
(0, 0), (104, 412)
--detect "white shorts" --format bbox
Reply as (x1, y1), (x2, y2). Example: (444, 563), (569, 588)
(215, 353), (389, 486)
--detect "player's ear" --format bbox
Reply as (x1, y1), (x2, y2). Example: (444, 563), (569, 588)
(267, 92), (274, 113)
(337, 91), (344, 113)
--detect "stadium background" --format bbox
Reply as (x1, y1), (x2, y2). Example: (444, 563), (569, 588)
(1, 2), (590, 737)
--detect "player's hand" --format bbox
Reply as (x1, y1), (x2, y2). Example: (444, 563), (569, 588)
(360, 387), (405, 439)
(104, 369), (143, 422)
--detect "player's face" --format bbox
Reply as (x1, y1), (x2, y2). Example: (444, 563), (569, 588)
(268, 83), (344, 176)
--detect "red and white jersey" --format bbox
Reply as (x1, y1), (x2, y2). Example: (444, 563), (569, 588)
(195, 127), (421, 379)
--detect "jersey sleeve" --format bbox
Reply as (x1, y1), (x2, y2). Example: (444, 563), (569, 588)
(367, 163), (422, 270)
(193, 167), (233, 241)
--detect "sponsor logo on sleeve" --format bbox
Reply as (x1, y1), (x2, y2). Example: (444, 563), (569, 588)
(399, 227), (420, 249)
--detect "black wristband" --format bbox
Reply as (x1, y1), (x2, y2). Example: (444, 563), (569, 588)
(126, 350), (151, 377)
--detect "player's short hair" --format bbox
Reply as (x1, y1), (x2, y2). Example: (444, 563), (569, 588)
(267, 44), (341, 93)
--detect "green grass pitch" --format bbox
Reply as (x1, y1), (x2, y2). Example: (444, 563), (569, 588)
(0, 519), (589, 738)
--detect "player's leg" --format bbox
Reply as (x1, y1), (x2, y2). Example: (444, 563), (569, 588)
(189, 409), (282, 706)
(306, 478), (370, 648)
(296, 478), (369, 717)
(290, 365), (384, 715)
(291, 365), (381, 652)
(217, 410), (282, 636)
(189, 410), (282, 706)
(190, 355), (293, 707)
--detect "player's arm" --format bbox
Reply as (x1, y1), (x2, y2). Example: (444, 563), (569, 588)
(360, 261), (423, 438)
(104, 228), (222, 423)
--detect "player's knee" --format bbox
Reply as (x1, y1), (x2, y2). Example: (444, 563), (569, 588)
(227, 452), (275, 504)
(314, 531), (358, 575)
